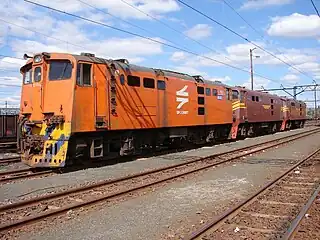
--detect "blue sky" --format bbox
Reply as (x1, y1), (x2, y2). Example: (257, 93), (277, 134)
(0, 0), (319, 108)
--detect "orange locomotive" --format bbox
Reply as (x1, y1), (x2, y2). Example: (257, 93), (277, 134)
(17, 52), (306, 168)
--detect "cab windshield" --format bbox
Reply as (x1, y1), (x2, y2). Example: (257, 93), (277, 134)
(49, 60), (72, 81)
(232, 90), (239, 100)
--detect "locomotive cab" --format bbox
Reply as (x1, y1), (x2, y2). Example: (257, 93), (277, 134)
(19, 52), (77, 167)
(229, 87), (248, 139)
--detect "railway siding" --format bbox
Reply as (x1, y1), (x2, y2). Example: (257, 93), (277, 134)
(0, 126), (317, 204)
(197, 158), (319, 239)
(290, 190), (320, 240)
(8, 128), (320, 240)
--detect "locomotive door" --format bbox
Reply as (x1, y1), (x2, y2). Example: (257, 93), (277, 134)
(32, 64), (44, 120)
(280, 99), (289, 130)
(73, 62), (95, 132)
(240, 90), (248, 122)
(94, 64), (109, 129)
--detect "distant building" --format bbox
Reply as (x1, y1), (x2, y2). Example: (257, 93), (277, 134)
(0, 108), (20, 115)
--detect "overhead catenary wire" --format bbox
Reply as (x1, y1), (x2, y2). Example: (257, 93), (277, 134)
(76, 0), (189, 52)
(176, 0), (318, 82)
(24, 0), (281, 84)
(0, 54), (25, 67)
(0, 54), (24, 61)
(0, 18), (84, 50)
(118, 0), (238, 66)
(310, 0), (320, 17)
(221, 0), (318, 83)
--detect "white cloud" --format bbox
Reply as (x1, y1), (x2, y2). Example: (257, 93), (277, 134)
(184, 24), (212, 40)
(10, 36), (163, 62)
(0, 76), (22, 87)
(242, 77), (270, 89)
(267, 13), (320, 38)
(209, 76), (231, 83)
(241, 0), (294, 10)
(170, 51), (189, 62)
(172, 65), (231, 83)
(171, 42), (319, 81)
(29, 0), (180, 20)
(172, 65), (206, 76)
(290, 62), (320, 76)
(0, 57), (26, 70)
(281, 74), (299, 83)
(0, 94), (21, 108)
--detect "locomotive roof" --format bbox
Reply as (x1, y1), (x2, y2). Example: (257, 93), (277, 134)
(72, 53), (227, 87)
(68, 54), (306, 104)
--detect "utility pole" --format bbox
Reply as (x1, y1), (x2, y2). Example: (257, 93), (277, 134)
(5, 101), (7, 109)
(250, 48), (254, 91)
(314, 85), (317, 119)
(250, 48), (259, 91)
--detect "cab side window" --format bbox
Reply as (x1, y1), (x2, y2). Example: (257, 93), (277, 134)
(23, 68), (32, 84)
(127, 75), (140, 87)
(197, 86), (204, 94)
(205, 88), (211, 96)
(77, 63), (92, 86)
(34, 67), (41, 82)
(143, 78), (155, 88)
(212, 89), (218, 96)
(157, 80), (166, 90)
(232, 90), (239, 100)
(226, 88), (231, 100)
(240, 91), (245, 102)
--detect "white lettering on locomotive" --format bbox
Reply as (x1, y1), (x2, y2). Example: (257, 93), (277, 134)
(176, 85), (189, 114)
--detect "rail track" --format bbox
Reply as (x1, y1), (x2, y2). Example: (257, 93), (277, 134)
(282, 186), (320, 240)
(0, 128), (319, 235)
(0, 157), (20, 165)
(184, 147), (320, 239)
(0, 168), (54, 184)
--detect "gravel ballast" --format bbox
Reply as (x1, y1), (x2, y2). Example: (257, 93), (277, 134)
(0, 126), (317, 203)
(12, 129), (320, 240)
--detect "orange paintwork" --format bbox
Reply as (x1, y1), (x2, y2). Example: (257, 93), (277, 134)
(20, 53), (76, 123)
(19, 53), (233, 134)
(18, 52), (307, 168)
(19, 52), (306, 142)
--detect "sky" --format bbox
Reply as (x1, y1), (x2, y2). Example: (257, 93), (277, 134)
(0, 0), (319, 108)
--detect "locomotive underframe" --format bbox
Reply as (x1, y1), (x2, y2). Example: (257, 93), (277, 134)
(20, 118), (306, 168)
(235, 119), (305, 139)
(67, 124), (232, 165)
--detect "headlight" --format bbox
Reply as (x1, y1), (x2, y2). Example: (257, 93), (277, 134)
(34, 55), (42, 63)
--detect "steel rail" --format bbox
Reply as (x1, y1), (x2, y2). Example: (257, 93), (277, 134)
(0, 127), (319, 212)
(0, 168), (33, 177)
(0, 142), (17, 146)
(282, 185), (320, 240)
(0, 128), (316, 187)
(0, 157), (20, 164)
(0, 169), (53, 183)
(0, 128), (319, 232)
(185, 148), (320, 240)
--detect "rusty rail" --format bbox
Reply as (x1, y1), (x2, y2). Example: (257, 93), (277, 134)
(282, 185), (320, 240)
(0, 128), (319, 232)
(0, 142), (17, 146)
(0, 157), (20, 165)
(0, 168), (53, 183)
(185, 148), (320, 240)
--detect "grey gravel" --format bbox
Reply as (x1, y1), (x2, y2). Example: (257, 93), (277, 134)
(0, 126), (317, 203)
(15, 129), (320, 240)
